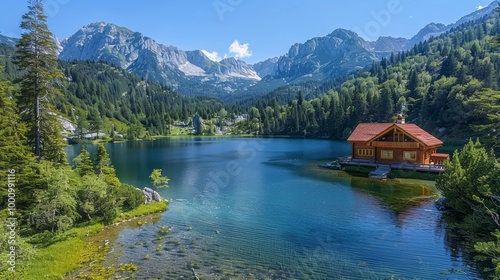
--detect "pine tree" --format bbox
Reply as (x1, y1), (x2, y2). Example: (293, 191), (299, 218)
(88, 106), (103, 139)
(77, 174), (109, 221)
(0, 67), (31, 168)
(0, 67), (34, 208)
(28, 163), (79, 233)
(406, 69), (419, 99)
(440, 53), (458, 77)
(467, 89), (500, 155)
(75, 110), (89, 139)
(14, 0), (65, 163)
(73, 145), (94, 177)
(95, 144), (120, 187)
(193, 114), (205, 135)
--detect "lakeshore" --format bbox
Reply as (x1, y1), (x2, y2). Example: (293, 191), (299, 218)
(21, 201), (168, 279)
(62, 138), (481, 279)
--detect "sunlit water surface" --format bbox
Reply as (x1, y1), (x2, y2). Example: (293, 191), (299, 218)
(66, 138), (480, 279)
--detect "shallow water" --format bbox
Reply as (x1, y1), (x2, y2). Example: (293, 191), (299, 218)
(67, 138), (480, 279)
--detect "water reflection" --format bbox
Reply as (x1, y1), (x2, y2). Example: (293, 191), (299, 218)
(65, 138), (482, 279)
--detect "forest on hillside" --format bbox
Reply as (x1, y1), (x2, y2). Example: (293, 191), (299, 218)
(0, 2), (170, 278)
(0, 42), (230, 139)
(1, 9), (499, 152)
(1, 0), (500, 278)
(241, 11), (500, 155)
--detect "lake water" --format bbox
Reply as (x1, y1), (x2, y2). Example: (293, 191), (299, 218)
(66, 138), (480, 279)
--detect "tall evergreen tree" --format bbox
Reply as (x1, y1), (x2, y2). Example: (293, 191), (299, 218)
(0, 67), (30, 168)
(88, 106), (103, 139)
(14, 0), (65, 163)
(73, 145), (94, 177)
(0, 67), (34, 208)
(95, 144), (120, 187)
(467, 89), (500, 154)
(28, 162), (79, 233)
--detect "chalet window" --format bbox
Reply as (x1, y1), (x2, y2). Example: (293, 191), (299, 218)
(404, 151), (417, 161)
(358, 149), (374, 157)
(394, 132), (404, 142)
(381, 150), (393, 159)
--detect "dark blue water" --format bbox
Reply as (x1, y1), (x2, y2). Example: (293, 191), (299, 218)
(67, 138), (480, 279)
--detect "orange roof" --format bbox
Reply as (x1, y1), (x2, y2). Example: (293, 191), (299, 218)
(396, 124), (443, 147)
(347, 123), (393, 142)
(347, 123), (443, 147)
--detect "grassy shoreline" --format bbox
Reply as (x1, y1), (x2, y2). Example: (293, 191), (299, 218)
(20, 201), (168, 280)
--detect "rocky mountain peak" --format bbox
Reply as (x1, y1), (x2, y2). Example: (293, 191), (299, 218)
(51, 2), (500, 99)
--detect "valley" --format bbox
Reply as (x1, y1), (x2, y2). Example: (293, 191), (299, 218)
(1, 1), (500, 279)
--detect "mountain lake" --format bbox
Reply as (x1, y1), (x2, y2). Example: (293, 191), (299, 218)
(66, 137), (481, 279)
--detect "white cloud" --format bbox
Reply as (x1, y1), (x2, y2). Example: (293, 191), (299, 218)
(476, 5), (485, 10)
(201, 49), (222, 62)
(228, 39), (252, 59)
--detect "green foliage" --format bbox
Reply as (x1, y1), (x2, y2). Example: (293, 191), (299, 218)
(236, 12), (500, 154)
(127, 123), (145, 140)
(0, 2), (178, 277)
(72, 145), (94, 177)
(193, 114), (205, 135)
(0, 67), (34, 207)
(467, 89), (500, 154)
(475, 230), (500, 275)
(57, 59), (226, 138)
(23, 223), (103, 279)
(95, 144), (120, 187)
(116, 184), (145, 210)
(113, 201), (168, 223)
(437, 139), (500, 218)
(0, 210), (36, 279)
(14, 0), (66, 163)
(88, 106), (103, 139)
(28, 162), (80, 233)
(437, 139), (500, 276)
(77, 175), (108, 221)
(149, 169), (170, 189)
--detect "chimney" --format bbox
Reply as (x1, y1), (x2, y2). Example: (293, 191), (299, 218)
(396, 114), (405, 124)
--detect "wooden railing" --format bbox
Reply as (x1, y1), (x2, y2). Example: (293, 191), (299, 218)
(371, 141), (419, 148)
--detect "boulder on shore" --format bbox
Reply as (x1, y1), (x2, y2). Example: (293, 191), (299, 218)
(143, 187), (162, 203)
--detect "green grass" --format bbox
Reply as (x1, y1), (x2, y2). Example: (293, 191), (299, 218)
(22, 202), (168, 279)
(113, 201), (168, 223)
(389, 170), (439, 181)
(342, 166), (376, 176)
(24, 224), (103, 279)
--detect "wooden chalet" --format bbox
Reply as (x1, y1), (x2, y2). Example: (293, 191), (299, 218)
(346, 116), (449, 166)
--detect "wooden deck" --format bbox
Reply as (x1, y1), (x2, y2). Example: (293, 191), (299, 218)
(337, 156), (445, 173)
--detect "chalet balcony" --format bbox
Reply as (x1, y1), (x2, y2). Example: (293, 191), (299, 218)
(371, 141), (419, 148)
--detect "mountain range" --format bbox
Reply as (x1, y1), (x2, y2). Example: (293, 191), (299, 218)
(2, 1), (498, 99)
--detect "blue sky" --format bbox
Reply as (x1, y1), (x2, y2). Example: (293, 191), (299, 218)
(0, 0), (496, 63)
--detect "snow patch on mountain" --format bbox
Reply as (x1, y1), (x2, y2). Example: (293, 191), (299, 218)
(178, 62), (206, 76)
